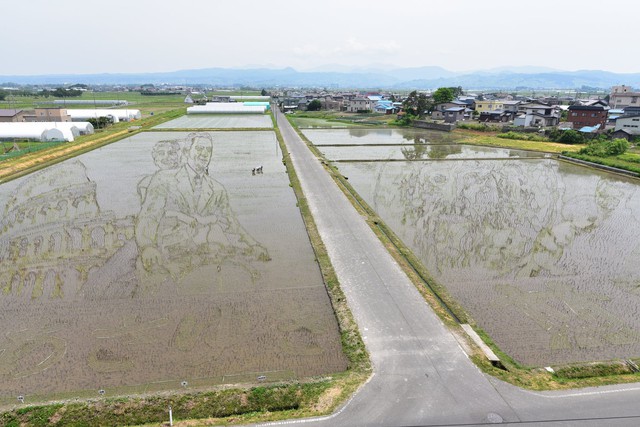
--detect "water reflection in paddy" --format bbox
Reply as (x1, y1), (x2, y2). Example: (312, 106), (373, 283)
(302, 128), (462, 145)
(338, 158), (640, 366)
(321, 143), (542, 161)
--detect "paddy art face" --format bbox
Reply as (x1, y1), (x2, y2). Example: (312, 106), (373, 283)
(188, 136), (213, 174)
(152, 140), (182, 170)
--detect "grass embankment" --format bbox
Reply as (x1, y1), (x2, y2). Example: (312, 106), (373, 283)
(453, 128), (584, 154)
(0, 384), (335, 427)
(0, 108), (185, 183)
(0, 110), (369, 427)
(289, 111), (395, 128)
(561, 151), (640, 175)
(286, 116), (640, 391)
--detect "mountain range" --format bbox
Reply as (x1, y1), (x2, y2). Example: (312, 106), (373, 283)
(2, 66), (639, 90)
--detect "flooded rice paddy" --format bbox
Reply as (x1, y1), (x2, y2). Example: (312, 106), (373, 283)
(302, 128), (462, 145)
(319, 144), (542, 162)
(0, 130), (346, 402)
(313, 128), (640, 367)
(154, 114), (273, 129)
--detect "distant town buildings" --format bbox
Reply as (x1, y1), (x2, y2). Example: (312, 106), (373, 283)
(609, 85), (640, 109)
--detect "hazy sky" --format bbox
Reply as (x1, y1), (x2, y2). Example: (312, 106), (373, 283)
(3, 0), (639, 75)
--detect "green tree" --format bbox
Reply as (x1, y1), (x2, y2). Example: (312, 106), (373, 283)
(306, 99), (322, 111)
(432, 87), (455, 104)
(261, 88), (268, 96)
(51, 87), (82, 97)
(449, 86), (464, 98)
(402, 91), (429, 118)
(87, 116), (114, 129)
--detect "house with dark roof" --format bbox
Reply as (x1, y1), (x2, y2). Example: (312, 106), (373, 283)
(479, 110), (511, 123)
(443, 107), (466, 123)
(567, 103), (609, 130)
(0, 109), (26, 123)
(431, 101), (468, 120)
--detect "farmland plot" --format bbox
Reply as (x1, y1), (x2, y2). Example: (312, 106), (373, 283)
(153, 114), (273, 129)
(339, 158), (640, 366)
(306, 128), (640, 366)
(0, 131), (346, 402)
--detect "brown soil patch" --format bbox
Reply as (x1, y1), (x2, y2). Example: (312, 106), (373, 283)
(312, 386), (342, 412)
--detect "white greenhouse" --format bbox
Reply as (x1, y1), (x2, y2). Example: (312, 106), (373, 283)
(66, 109), (141, 122)
(0, 122), (94, 142)
(187, 103), (266, 114)
(0, 123), (66, 142)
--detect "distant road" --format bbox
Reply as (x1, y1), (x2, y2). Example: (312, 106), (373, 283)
(269, 108), (640, 426)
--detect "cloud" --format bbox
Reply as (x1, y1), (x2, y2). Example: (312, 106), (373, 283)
(293, 38), (400, 58)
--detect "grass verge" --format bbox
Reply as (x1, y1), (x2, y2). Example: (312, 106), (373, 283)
(561, 152), (640, 175)
(453, 128), (584, 153)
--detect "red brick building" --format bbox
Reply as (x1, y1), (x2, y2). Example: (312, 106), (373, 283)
(567, 103), (609, 130)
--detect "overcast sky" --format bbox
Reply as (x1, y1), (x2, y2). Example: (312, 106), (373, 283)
(3, 0), (639, 76)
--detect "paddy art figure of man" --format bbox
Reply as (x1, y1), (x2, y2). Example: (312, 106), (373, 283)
(135, 132), (270, 291)
(137, 139), (184, 204)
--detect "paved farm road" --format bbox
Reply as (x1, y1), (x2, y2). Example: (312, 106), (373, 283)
(261, 108), (640, 427)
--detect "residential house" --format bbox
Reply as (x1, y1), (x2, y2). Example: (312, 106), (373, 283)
(475, 100), (505, 113)
(457, 96), (477, 108)
(479, 111), (511, 123)
(346, 98), (373, 113)
(25, 108), (71, 122)
(613, 114), (640, 140)
(320, 96), (343, 111)
(210, 95), (231, 102)
(567, 103), (609, 130)
(610, 85), (640, 109)
(443, 107), (466, 123)
(624, 106), (640, 116)
(502, 100), (521, 114)
(374, 100), (398, 114)
(431, 101), (467, 120)
(608, 108), (625, 124)
(514, 104), (561, 127)
(0, 109), (26, 123)
(611, 129), (635, 141)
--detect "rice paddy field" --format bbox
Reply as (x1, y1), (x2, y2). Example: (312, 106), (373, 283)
(319, 144), (544, 162)
(0, 128), (346, 404)
(303, 128), (463, 145)
(306, 128), (640, 367)
(154, 114), (273, 129)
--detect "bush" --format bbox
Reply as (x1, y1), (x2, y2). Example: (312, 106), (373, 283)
(579, 138), (629, 157)
(607, 138), (630, 156)
(457, 123), (501, 132)
(556, 129), (586, 144)
(497, 131), (548, 142)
